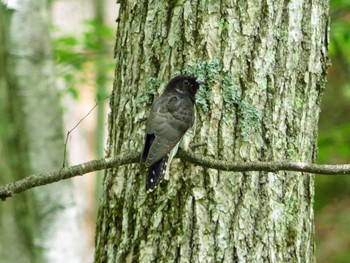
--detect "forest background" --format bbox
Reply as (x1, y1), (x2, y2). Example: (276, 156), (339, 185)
(0, 0), (349, 262)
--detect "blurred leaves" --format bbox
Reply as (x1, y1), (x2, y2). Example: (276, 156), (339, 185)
(329, 19), (350, 66)
(316, 198), (350, 263)
(316, 2), (350, 262)
(318, 124), (350, 164)
(316, 1), (350, 210)
(53, 19), (115, 100)
(330, 0), (350, 11)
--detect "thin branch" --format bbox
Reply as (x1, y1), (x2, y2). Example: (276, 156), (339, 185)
(189, 142), (207, 149)
(1, 149), (350, 200)
(177, 149), (350, 175)
(0, 152), (140, 201)
(62, 96), (110, 167)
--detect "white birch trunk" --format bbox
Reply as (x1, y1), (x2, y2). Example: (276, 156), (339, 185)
(0, 1), (89, 262)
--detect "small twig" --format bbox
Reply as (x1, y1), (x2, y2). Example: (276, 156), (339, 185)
(189, 142), (206, 149)
(62, 96), (110, 167)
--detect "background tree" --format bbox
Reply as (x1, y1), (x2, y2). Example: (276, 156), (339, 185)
(0, 1), (88, 262)
(94, 0), (329, 262)
(316, 1), (350, 261)
(3, 0), (350, 262)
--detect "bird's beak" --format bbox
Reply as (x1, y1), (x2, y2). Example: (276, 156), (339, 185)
(196, 79), (205, 85)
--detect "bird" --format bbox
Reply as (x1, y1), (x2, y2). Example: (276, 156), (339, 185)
(140, 75), (202, 191)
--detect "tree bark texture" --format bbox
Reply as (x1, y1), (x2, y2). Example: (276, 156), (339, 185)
(95, 0), (329, 262)
(0, 1), (88, 262)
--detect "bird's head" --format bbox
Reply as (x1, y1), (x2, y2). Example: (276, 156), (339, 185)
(164, 75), (203, 101)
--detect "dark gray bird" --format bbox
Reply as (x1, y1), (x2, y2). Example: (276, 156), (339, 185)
(141, 75), (202, 191)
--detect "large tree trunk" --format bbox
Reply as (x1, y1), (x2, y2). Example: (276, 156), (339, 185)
(0, 1), (88, 262)
(95, 1), (329, 262)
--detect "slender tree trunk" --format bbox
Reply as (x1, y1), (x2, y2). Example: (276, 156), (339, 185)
(95, 1), (329, 262)
(93, 0), (109, 202)
(0, 1), (88, 262)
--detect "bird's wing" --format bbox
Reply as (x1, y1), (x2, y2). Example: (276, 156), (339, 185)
(145, 95), (194, 167)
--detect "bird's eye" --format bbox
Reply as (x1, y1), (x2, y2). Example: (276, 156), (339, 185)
(184, 80), (190, 86)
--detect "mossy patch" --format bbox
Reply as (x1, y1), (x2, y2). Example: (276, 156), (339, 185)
(139, 60), (261, 140)
(135, 77), (160, 108)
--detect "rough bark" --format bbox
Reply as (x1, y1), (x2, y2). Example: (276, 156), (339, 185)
(0, 1), (88, 262)
(95, 0), (329, 262)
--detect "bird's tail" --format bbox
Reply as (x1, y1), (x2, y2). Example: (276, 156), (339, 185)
(146, 154), (169, 192)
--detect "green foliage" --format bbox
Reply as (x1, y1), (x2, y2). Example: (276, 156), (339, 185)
(315, 3), (350, 262)
(318, 124), (350, 164)
(329, 21), (350, 60)
(53, 19), (115, 100)
(327, 4), (350, 100)
(82, 20), (114, 50)
(330, 0), (350, 9)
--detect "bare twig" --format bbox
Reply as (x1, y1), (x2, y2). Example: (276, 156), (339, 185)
(62, 96), (110, 167)
(1, 149), (350, 200)
(189, 142), (207, 149)
(1, 152), (140, 201)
